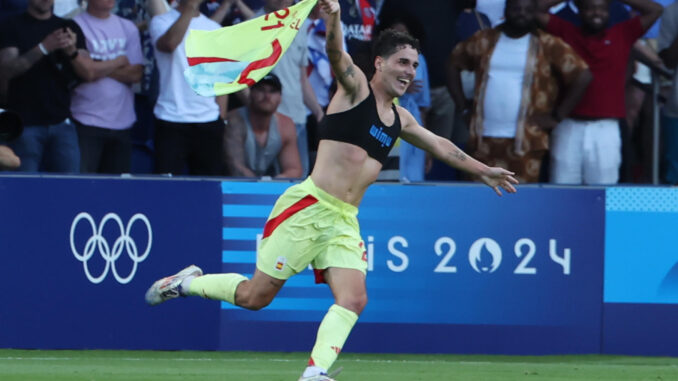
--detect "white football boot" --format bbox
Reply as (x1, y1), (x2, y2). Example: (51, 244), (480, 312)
(145, 265), (203, 306)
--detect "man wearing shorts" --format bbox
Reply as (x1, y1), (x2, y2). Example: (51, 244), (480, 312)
(144, 1), (518, 380)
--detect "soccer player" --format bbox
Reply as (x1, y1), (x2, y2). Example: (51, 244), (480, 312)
(145, 0), (518, 380)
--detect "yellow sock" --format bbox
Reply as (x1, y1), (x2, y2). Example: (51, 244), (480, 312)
(186, 273), (247, 305)
(308, 304), (358, 370)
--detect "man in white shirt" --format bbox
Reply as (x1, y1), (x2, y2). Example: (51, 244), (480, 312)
(448, 0), (592, 183)
(149, 0), (229, 175)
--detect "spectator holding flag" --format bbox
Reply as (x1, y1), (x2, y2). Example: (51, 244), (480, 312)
(149, 0), (228, 176)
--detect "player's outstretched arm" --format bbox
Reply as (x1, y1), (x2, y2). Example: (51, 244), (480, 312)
(319, 0), (366, 96)
(398, 107), (518, 196)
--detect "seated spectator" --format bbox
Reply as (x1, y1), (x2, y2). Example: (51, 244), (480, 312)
(224, 74), (302, 178)
(537, 0), (664, 185)
(448, 0), (591, 183)
(254, 0), (323, 177)
(71, 0), (144, 174)
(0, 145), (20, 169)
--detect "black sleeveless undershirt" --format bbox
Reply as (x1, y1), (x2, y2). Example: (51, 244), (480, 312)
(317, 87), (402, 165)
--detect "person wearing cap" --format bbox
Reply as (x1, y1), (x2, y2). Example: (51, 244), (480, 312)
(253, 0), (325, 177)
(224, 73), (302, 178)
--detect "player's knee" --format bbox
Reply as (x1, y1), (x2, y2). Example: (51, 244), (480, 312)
(246, 295), (273, 311)
(237, 289), (274, 311)
(337, 293), (367, 315)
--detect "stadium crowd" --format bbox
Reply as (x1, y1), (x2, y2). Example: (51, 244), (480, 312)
(1, 0), (677, 185)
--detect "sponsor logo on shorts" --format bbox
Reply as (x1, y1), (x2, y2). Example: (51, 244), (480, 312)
(275, 256), (287, 271)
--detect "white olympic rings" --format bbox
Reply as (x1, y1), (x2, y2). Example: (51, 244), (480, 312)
(69, 212), (152, 284)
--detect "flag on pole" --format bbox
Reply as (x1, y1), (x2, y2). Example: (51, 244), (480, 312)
(184, 0), (318, 96)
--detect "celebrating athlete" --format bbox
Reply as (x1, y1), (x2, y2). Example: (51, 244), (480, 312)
(145, 0), (518, 379)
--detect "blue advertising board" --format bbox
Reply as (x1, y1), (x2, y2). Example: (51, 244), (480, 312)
(220, 182), (605, 354)
(603, 187), (678, 356)
(0, 176), (222, 350)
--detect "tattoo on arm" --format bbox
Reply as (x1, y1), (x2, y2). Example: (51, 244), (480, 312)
(326, 48), (342, 63)
(342, 64), (355, 80)
(450, 148), (466, 162)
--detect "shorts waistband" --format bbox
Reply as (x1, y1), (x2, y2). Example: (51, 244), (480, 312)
(300, 177), (358, 217)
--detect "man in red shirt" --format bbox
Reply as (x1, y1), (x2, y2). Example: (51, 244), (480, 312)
(536, 0), (663, 184)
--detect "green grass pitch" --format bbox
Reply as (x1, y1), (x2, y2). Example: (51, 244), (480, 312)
(1, 350), (678, 380)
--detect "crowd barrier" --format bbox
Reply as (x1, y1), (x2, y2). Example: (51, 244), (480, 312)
(0, 175), (675, 356)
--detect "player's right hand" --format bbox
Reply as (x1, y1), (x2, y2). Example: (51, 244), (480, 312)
(318, 0), (339, 14)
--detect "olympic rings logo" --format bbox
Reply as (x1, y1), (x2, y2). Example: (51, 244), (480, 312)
(69, 212), (152, 284)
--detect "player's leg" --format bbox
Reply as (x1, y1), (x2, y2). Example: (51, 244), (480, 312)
(188, 268), (284, 310)
(301, 267), (366, 380)
(145, 265), (286, 309)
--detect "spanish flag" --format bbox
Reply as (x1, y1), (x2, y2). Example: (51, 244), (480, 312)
(184, 0), (318, 96)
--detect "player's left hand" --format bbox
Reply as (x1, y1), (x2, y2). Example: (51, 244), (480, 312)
(479, 167), (519, 196)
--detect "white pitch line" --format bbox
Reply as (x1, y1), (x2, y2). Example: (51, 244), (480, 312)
(0, 357), (675, 368)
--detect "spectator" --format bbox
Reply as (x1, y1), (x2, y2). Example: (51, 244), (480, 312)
(658, 0), (678, 184)
(456, 0), (491, 43)
(0, 0), (118, 172)
(116, 0), (176, 174)
(549, 0), (665, 184)
(224, 73), (302, 178)
(477, 0), (507, 26)
(537, 0), (663, 185)
(149, 0), (228, 176)
(205, 0), (255, 25)
(338, 0), (376, 76)
(71, 0), (144, 174)
(429, 0), (491, 181)
(449, 0), (592, 183)
(552, 0), (631, 25)
(254, 0), (323, 177)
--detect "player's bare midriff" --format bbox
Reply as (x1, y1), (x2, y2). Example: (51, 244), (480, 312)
(310, 139), (383, 207)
